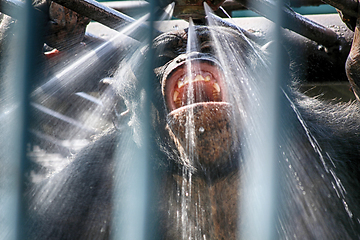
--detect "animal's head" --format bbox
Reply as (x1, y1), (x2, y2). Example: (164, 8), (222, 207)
(111, 24), (273, 175)
(151, 25), (272, 173)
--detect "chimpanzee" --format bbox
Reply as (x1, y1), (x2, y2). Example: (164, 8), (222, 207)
(25, 18), (360, 240)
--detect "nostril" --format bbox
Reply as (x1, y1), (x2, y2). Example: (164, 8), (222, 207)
(176, 57), (186, 64)
(175, 52), (201, 64)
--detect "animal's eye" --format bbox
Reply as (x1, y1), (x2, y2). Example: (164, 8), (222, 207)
(200, 42), (215, 54)
(154, 51), (177, 69)
(153, 33), (186, 68)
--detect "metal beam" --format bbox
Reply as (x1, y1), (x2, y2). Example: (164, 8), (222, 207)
(235, 0), (343, 48)
(0, 0), (163, 41)
(51, 0), (163, 41)
(0, 0), (27, 18)
(322, 0), (358, 18)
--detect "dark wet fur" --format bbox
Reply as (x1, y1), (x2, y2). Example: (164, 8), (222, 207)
(27, 26), (360, 239)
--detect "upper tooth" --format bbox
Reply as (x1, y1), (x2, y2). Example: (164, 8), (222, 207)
(213, 82), (220, 92)
(178, 74), (211, 89)
(194, 75), (205, 81)
(173, 90), (179, 102)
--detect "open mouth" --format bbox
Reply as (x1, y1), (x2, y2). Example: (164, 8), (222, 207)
(164, 59), (226, 112)
(164, 58), (237, 166)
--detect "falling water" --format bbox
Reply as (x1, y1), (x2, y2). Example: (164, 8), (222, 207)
(218, 6), (268, 67)
(187, 19), (199, 54)
(29, 1), (176, 154)
(205, 4), (279, 239)
(178, 18), (199, 239)
(204, 4), (358, 239)
(25, 13), (159, 168)
(184, 17), (198, 162)
(158, 2), (175, 21)
(31, 14), (150, 101)
(2, 1), (357, 238)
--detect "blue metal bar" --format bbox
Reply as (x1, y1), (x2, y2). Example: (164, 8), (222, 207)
(111, 0), (158, 239)
(240, 1), (285, 239)
(0, 0), (45, 239)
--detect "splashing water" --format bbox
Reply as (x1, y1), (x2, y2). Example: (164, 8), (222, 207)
(203, 4), (359, 239)
(204, 3), (291, 240)
(169, 8), (274, 237)
(28, 1), (176, 153)
(158, 2), (176, 21)
(179, 17), (198, 239)
(26, 13), (158, 164)
(184, 17), (199, 162)
(218, 6), (268, 67)
(31, 14), (150, 100)
(4, 2), (358, 239)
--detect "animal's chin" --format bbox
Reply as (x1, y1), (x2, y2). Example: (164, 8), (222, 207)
(163, 58), (239, 168)
(167, 102), (239, 168)
(168, 101), (227, 113)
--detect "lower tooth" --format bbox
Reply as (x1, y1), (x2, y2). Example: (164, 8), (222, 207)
(213, 82), (220, 92)
(173, 91), (179, 102)
(177, 81), (184, 88)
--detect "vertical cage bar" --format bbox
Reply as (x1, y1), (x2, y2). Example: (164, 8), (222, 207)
(112, 0), (158, 239)
(0, 0), (44, 239)
(240, 0), (286, 239)
(0, 0), (319, 239)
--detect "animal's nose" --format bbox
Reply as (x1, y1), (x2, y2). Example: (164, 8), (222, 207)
(175, 52), (203, 64)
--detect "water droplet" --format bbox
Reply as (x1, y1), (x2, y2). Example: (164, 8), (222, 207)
(199, 127), (204, 133)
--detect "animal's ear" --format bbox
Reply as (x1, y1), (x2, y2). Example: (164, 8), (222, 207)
(261, 41), (275, 52)
(98, 77), (114, 94)
(98, 78), (129, 129)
